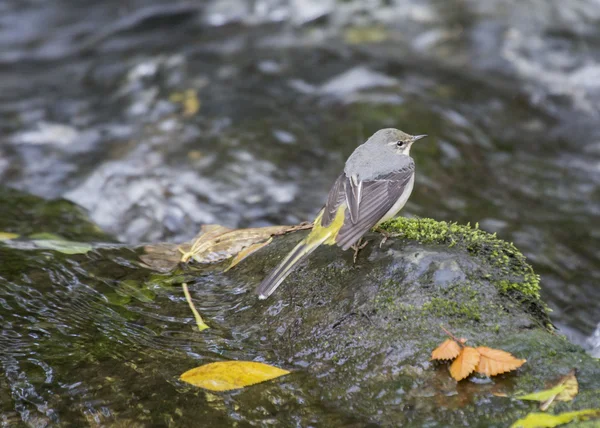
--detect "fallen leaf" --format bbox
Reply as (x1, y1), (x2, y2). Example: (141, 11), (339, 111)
(510, 409), (600, 428)
(182, 282), (209, 331)
(515, 370), (578, 411)
(431, 339), (461, 361)
(475, 346), (526, 377)
(180, 361), (290, 391)
(449, 347), (480, 381)
(139, 243), (182, 272)
(179, 223), (312, 265)
(32, 239), (92, 255)
(224, 237), (272, 272)
(0, 232), (19, 241)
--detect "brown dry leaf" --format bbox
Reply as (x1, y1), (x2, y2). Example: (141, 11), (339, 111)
(179, 223), (312, 265)
(449, 347), (480, 381)
(180, 361), (290, 391)
(431, 339), (461, 361)
(140, 223), (312, 272)
(224, 238), (273, 272)
(475, 346), (526, 377)
(139, 243), (183, 272)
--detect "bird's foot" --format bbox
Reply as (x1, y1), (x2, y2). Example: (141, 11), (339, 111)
(351, 238), (369, 264)
(373, 226), (395, 248)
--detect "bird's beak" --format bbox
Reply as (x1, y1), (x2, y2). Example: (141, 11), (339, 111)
(412, 134), (427, 142)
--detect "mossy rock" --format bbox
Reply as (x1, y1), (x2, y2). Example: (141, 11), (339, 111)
(214, 218), (599, 426)
(2, 188), (598, 426)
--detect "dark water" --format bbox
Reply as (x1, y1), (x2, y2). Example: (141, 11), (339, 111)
(1, 0), (600, 425)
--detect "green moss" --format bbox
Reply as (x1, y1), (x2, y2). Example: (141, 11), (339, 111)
(422, 297), (482, 321)
(380, 217), (542, 302)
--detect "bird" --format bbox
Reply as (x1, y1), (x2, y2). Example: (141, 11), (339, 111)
(257, 128), (426, 300)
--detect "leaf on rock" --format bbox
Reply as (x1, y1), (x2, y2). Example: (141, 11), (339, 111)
(449, 347), (480, 381)
(179, 223), (312, 265)
(431, 339), (461, 361)
(224, 238), (273, 272)
(515, 370), (578, 411)
(180, 361), (290, 391)
(510, 409), (600, 428)
(475, 346), (526, 377)
(0, 232), (19, 241)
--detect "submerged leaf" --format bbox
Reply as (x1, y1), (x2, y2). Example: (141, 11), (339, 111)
(475, 346), (526, 377)
(180, 361), (290, 391)
(32, 239), (92, 255)
(139, 243), (182, 272)
(431, 339), (461, 361)
(510, 409), (600, 428)
(449, 347), (480, 381)
(0, 232), (19, 241)
(515, 370), (578, 411)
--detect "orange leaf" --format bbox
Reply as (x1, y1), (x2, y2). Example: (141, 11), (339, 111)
(475, 347), (526, 377)
(450, 347), (480, 381)
(431, 339), (461, 361)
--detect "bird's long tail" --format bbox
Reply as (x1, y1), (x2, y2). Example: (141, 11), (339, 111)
(257, 206), (346, 300)
(256, 235), (326, 300)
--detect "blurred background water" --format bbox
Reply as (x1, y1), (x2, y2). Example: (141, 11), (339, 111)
(1, 0), (600, 425)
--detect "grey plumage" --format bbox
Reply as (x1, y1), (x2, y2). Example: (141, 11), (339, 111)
(257, 128), (424, 299)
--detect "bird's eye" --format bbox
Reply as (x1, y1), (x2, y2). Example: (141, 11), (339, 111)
(396, 141), (405, 147)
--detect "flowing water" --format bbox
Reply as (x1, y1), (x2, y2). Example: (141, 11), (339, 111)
(1, 0), (600, 425)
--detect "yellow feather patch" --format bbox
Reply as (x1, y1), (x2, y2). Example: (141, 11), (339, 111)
(307, 205), (347, 246)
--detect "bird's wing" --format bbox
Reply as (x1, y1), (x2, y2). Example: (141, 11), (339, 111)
(321, 173), (347, 227)
(335, 166), (414, 250)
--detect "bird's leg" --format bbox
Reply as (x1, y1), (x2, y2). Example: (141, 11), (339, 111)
(351, 238), (369, 263)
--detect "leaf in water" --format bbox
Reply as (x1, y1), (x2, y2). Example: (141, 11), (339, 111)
(29, 232), (65, 240)
(115, 280), (156, 303)
(515, 370), (578, 411)
(0, 232), (19, 241)
(475, 346), (526, 377)
(449, 347), (480, 381)
(180, 361), (290, 391)
(139, 243), (182, 272)
(182, 282), (209, 331)
(510, 409), (600, 428)
(32, 239), (92, 255)
(431, 339), (461, 361)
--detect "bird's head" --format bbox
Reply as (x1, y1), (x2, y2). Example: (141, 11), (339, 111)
(370, 128), (427, 156)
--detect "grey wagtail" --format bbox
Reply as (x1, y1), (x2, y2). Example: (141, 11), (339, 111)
(257, 128), (426, 300)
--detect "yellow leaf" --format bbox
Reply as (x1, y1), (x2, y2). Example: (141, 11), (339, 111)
(431, 339), (461, 361)
(182, 283), (209, 331)
(510, 409), (600, 428)
(475, 346), (526, 377)
(449, 347), (480, 381)
(515, 370), (578, 411)
(0, 232), (19, 241)
(180, 361), (290, 391)
(515, 384), (567, 402)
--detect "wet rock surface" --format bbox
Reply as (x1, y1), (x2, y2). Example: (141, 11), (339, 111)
(1, 190), (598, 426)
